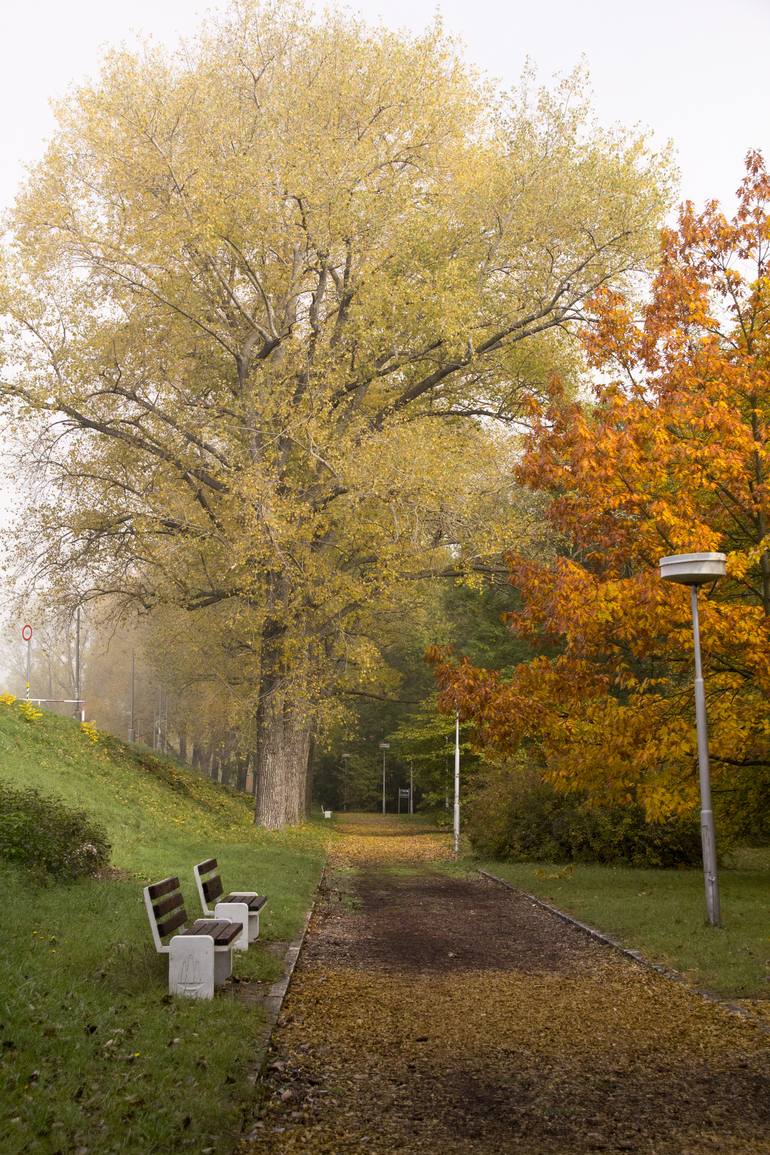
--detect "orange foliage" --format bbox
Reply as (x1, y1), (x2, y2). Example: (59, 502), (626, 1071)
(433, 153), (770, 826)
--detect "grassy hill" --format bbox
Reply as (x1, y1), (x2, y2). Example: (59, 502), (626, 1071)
(0, 697), (326, 1154)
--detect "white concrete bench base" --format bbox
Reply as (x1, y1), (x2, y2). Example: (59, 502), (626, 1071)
(144, 877), (239, 1000)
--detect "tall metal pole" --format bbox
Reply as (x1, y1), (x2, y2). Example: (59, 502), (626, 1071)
(74, 607), (83, 721)
(690, 586), (721, 926)
(379, 742), (390, 814)
(453, 712), (461, 857)
(409, 760), (414, 815)
(128, 651), (136, 743)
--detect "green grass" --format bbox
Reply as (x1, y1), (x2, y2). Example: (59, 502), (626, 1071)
(0, 700), (326, 1153)
(474, 850), (770, 999)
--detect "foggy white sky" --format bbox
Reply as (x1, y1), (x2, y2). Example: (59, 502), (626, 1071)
(0, 0), (768, 602)
(2, 0), (768, 214)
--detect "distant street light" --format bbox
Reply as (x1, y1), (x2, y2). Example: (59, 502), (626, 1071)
(340, 752), (351, 810)
(659, 552), (726, 926)
(379, 741), (390, 815)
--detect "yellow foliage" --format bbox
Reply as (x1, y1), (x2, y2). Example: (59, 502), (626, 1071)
(17, 701), (43, 722)
(80, 720), (100, 743)
(0, 0), (671, 826)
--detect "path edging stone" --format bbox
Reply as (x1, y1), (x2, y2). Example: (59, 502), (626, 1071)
(260, 903), (315, 1028)
(242, 860), (327, 1100)
(477, 868), (769, 1035)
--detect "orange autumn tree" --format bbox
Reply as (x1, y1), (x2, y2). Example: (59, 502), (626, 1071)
(433, 153), (770, 834)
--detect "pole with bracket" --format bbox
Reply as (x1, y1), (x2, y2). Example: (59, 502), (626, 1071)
(659, 552), (726, 927)
(690, 585), (721, 926)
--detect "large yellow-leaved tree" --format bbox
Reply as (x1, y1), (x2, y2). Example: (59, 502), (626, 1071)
(0, 1), (669, 826)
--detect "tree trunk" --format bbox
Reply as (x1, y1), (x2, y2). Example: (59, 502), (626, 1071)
(206, 746), (217, 781)
(253, 582), (314, 828)
(254, 698), (312, 829)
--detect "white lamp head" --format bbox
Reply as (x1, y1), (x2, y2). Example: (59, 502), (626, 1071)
(659, 552), (726, 585)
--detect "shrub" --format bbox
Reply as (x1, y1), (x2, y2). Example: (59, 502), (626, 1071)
(467, 760), (704, 867)
(0, 782), (111, 880)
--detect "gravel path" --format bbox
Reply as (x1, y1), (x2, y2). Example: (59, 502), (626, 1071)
(241, 822), (770, 1155)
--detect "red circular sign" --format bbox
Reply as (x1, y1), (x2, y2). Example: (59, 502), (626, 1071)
(21, 624), (32, 642)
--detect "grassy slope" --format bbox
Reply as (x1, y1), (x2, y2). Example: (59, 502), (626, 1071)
(475, 852), (770, 999)
(0, 701), (326, 1154)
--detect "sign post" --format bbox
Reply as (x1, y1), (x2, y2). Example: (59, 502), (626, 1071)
(74, 606), (83, 721)
(21, 624), (32, 699)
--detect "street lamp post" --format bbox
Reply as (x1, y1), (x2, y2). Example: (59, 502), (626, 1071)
(379, 741), (390, 815)
(659, 552), (726, 926)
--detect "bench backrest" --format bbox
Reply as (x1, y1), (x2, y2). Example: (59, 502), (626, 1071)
(194, 857), (224, 913)
(144, 876), (189, 952)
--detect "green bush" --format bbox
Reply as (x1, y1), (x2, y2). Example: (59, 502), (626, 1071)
(467, 761), (704, 867)
(0, 782), (111, 879)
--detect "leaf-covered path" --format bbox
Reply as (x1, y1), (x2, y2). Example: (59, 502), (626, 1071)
(241, 817), (770, 1154)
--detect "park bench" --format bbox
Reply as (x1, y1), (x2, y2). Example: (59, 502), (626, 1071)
(143, 875), (241, 999)
(193, 857), (268, 951)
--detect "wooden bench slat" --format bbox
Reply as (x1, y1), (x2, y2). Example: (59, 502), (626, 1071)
(157, 907), (188, 937)
(190, 919), (242, 946)
(186, 921), (214, 936)
(214, 923), (242, 946)
(197, 858), (218, 874)
(153, 892), (184, 919)
(225, 892), (268, 912)
(147, 876), (180, 901)
(202, 876), (224, 903)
